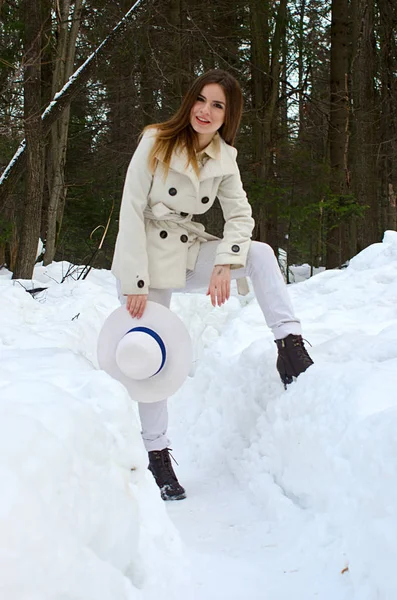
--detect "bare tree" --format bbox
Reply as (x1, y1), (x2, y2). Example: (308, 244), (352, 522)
(13, 0), (44, 279)
(378, 0), (397, 233)
(250, 0), (288, 254)
(351, 0), (377, 253)
(44, 0), (83, 265)
(326, 0), (351, 268)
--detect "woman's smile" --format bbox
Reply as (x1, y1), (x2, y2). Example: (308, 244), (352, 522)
(196, 115), (211, 125)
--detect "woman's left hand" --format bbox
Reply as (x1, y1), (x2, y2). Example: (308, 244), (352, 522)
(207, 264), (231, 307)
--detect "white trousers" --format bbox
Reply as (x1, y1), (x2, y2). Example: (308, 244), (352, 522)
(119, 241), (301, 452)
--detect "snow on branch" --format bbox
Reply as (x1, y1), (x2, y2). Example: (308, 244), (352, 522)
(0, 0), (145, 210)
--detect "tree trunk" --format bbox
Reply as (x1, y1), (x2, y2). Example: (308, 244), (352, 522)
(326, 0), (351, 268)
(378, 0), (397, 234)
(297, 0), (307, 139)
(250, 0), (287, 255)
(44, 0), (83, 265)
(250, 0), (269, 246)
(264, 0), (287, 254)
(13, 0), (44, 279)
(350, 0), (377, 253)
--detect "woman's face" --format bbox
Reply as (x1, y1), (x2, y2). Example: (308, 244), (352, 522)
(190, 83), (226, 140)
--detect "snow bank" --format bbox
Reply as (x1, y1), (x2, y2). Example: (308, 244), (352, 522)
(1, 231), (397, 599)
(0, 264), (189, 600)
(170, 230), (397, 599)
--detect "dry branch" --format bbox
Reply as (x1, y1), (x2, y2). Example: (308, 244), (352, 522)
(0, 0), (145, 213)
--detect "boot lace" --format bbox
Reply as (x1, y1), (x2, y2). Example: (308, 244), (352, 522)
(151, 448), (178, 483)
(292, 337), (313, 367)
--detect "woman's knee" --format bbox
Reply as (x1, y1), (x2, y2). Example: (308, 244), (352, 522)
(248, 241), (276, 269)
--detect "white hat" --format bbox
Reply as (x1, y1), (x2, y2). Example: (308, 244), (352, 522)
(97, 301), (192, 403)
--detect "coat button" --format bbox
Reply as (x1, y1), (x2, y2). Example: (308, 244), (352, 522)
(180, 212), (189, 217)
(169, 187), (177, 196)
(160, 230), (168, 239)
(180, 234), (188, 243)
(201, 196), (210, 204)
(231, 244), (240, 253)
(137, 280), (145, 289)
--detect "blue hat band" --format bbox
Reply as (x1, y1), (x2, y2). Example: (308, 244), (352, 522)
(125, 327), (166, 377)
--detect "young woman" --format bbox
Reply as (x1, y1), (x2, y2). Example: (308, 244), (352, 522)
(111, 70), (313, 501)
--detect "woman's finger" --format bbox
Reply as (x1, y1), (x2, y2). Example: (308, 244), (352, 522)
(216, 282), (223, 306)
(221, 280), (228, 305)
(130, 299), (139, 318)
(225, 278), (230, 301)
(131, 301), (138, 318)
(133, 298), (144, 318)
(128, 298), (136, 315)
(208, 271), (231, 307)
(137, 297), (147, 319)
(221, 280), (227, 305)
(125, 295), (147, 318)
(210, 283), (217, 307)
(216, 280), (223, 305)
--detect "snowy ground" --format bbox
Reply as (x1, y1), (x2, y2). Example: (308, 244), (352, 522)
(1, 231), (397, 599)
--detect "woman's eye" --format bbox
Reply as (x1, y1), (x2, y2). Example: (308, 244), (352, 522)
(215, 103), (223, 109)
(197, 96), (204, 102)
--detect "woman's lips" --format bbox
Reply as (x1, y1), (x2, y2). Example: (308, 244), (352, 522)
(196, 116), (210, 125)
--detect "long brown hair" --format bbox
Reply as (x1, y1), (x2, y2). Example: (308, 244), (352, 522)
(143, 70), (243, 175)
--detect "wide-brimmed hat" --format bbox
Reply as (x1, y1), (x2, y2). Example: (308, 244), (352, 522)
(97, 301), (192, 403)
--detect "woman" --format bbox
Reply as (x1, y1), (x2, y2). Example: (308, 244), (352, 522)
(112, 70), (313, 501)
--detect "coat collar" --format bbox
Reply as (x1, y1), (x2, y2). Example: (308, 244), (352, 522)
(154, 132), (238, 190)
(197, 132), (221, 160)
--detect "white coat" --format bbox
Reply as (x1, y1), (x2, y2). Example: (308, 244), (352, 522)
(111, 128), (255, 295)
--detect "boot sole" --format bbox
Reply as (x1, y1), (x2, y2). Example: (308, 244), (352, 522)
(161, 491), (187, 501)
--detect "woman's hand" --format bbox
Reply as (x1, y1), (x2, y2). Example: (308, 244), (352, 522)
(207, 264), (231, 307)
(126, 294), (148, 319)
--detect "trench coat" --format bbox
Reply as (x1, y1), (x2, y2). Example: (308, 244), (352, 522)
(111, 128), (255, 295)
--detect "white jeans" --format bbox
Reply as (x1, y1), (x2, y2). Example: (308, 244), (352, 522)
(119, 241), (301, 452)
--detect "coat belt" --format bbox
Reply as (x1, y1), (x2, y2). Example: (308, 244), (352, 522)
(144, 204), (249, 296)
(144, 204), (217, 242)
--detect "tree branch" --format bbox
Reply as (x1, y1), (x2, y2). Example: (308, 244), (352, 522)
(0, 0), (145, 213)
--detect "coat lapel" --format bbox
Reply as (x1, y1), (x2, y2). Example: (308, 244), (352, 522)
(169, 150), (199, 189)
(155, 147), (200, 191)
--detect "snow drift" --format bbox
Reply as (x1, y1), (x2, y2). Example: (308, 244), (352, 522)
(1, 231), (397, 599)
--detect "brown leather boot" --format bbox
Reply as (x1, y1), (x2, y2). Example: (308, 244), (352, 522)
(148, 448), (186, 501)
(275, 334), (313, 388)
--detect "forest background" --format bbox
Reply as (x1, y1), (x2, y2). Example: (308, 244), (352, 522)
(0, 0), (396, 280)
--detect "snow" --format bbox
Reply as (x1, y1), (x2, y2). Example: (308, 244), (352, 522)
(0, 140), (26, 186)
(279, 248), (325, 283)
(1, 230), (397, 599)
(36, 238), (44, 258)
(0, 266), (188, 600)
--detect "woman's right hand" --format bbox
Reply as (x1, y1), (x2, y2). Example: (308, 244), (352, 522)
(126, 294), (148, 319)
